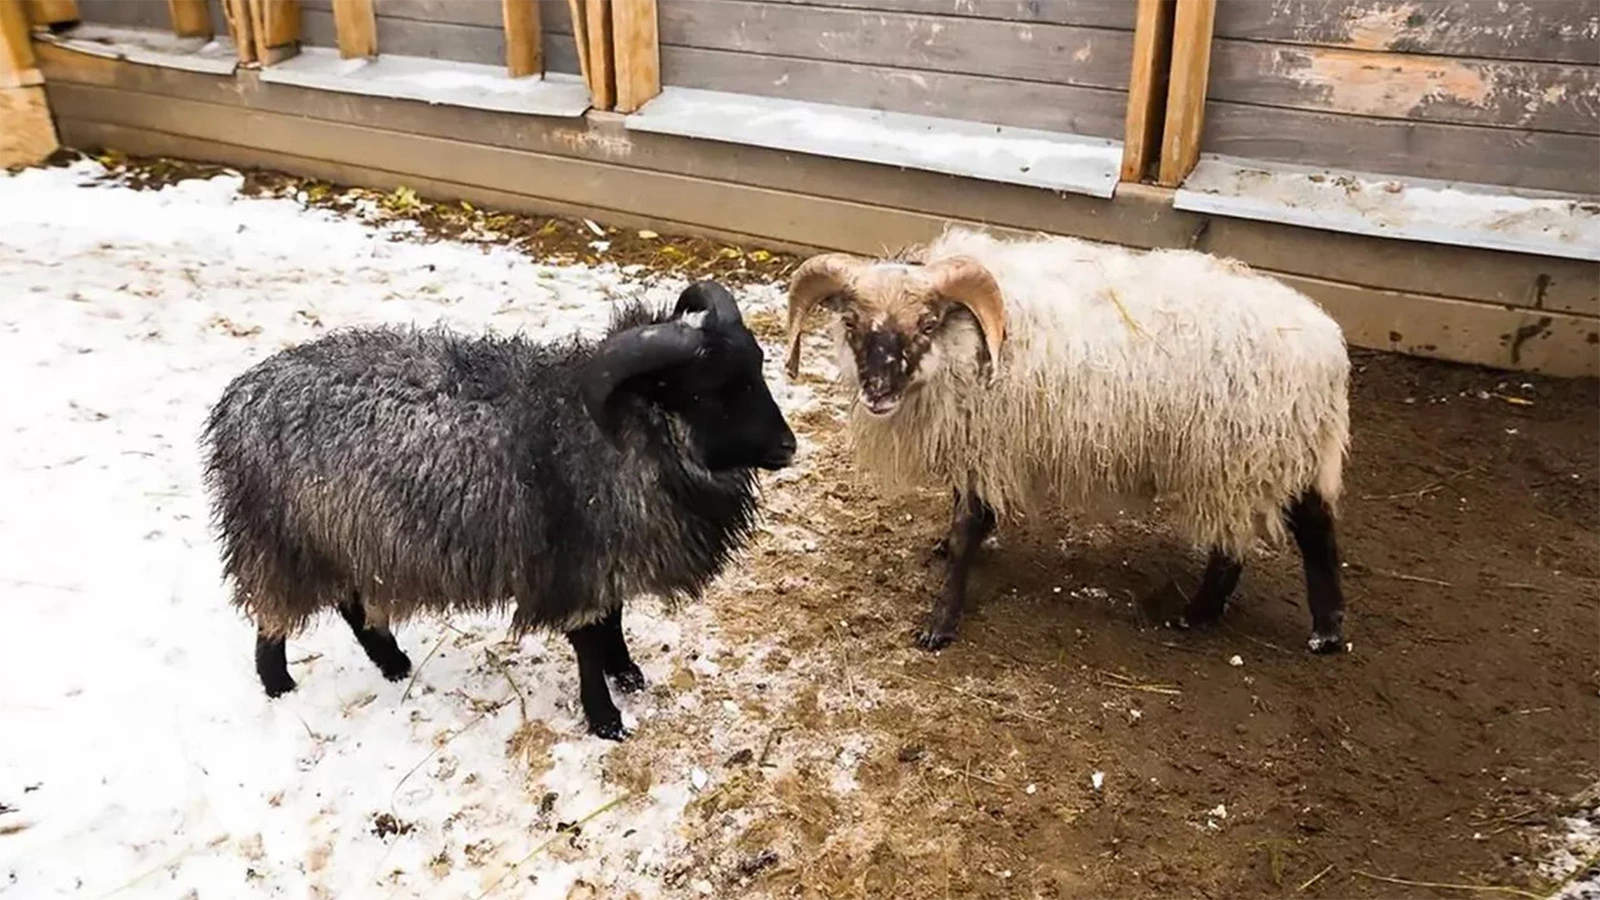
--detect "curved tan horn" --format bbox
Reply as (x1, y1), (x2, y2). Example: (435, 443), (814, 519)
(926, 255), (1006, 377)
(785, 253), (866, 378)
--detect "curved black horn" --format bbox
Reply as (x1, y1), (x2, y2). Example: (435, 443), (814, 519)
(579, 321), (705, 444)
(674, 280), (742, 326)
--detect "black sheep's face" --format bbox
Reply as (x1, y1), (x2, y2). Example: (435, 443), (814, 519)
(657, 321), (797, 472)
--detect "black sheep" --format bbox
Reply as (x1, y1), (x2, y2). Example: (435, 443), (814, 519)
(201, 281), (796, 739)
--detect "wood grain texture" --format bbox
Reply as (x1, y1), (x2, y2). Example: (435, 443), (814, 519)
(611, 0), (656, 112)
(1121, 0), (1174, 181)
(585, 0), (613, 107)
(167, 0), (212, 36)
(300, 8), (579, 71)
(1203, 101), (1600, 194)
(76, 0), (169, 28)
(660, 45), (1128, 137)
(1209, 40), (1600, 135)
(1, 85), (58, 164)
(0, 0), (39, 87)
(502, 0), (541, 76)
(223, 0), (254, 61)
(26, 0), (80, 24)
(332, 0), (375, 57)
(1157, 0), (1215, 185)
(51, 106), (1600, 375)
(1215, 0), (1600, 65)
(38, 53), (1596, 318)
(753, 0), (1139, 30)
(656, 0), (1134, 90)
(305, 0), (574, 32)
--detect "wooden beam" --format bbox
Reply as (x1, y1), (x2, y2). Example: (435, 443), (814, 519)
(502, 0), (541, 78)
(1120, 0), (1173, 183)
(331, 0), (375, 59)
(0, 0), (42, 88)
(248, 0), (299, 65)
(566, 0), (591, 88)
(167, 0), (213, 38)
(611, 0), (658, 113)
(1, 84), (58, 166)
(222, 0), (256, 63)
(1156, 0), (1215, 187)
(584, 0), (614, 109)
(24, 0), (77, 27)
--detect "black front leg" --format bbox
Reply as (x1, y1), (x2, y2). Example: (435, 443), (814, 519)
(595, 607), (646, 694)
(1286, 489), (1346, 653)
(255, 630), (295, 697)
(566, 619), (628, 740)
(918, 491), (996, 651)
(337, 592), (412, 681)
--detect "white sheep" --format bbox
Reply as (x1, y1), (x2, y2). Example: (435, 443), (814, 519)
(784, 226), (1350, 653)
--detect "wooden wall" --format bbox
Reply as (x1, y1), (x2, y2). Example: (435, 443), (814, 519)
(1204, 0), (1600, 194)
(653, 0), (1139, 138)
(73, 0), (229, 37)
(298, 0), (579, 73)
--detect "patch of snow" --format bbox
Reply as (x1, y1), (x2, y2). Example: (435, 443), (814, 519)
(259, 47), (591, 118)
(0, 160), (812, 899)
(626, 87), (1121, 199)
(42, 22), (239, 74)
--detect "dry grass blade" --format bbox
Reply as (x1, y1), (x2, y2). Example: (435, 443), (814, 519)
(473, 792), (634, 898)
(1351, 870), (1542, 899)
(1371, 569), (1452, 588)
(1098, 668), (1182, 695)
(1297, 863), (1333, 892)
(898, 673), (1050, 723)
(401, 629), (451, 702)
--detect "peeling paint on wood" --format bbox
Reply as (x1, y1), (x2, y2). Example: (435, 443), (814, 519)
(1215, 0), (1600, 64)
(1210, 40), (1600, 134)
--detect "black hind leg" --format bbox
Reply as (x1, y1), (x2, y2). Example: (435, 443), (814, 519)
(596, 607), (646, 694)
(566, 620), (627, 740)
(929, 488), (998, 560)
(256, 630), (295, 697)
(337, 592), (412, 681)
(918, 490), (996, 650)
(1177, 548), (1245, 628)
(1286, 489), (1346, 653)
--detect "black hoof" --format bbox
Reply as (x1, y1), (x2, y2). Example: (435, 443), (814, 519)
(589, 718), (630, 741)
(915, 627), (956, 651)
(611, 665), (647, 694)
(1169, 605), (1222, 631)
(1308, 632), (1345, 654)
(378, 653), (412, 682)
(262, 676), (296, 698)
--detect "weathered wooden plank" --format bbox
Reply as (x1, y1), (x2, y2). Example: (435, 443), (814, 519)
(49, 110), (1600, 377)
(585, 0), (613, 107)
(37, 51), (1597, 315)
(1203, 100), (1600, 194)
(1, 85), (58, 164)
(1158, 0), (1215, 185)
(167, 0), (211, 36)
(656, 0), (1134, 90)
(611, 0), (657, 112)
(332, 0), (375, 57)
(660, 45), (1128, 138)
(301, 8), (578, 70)
(1209, 40), (1600, 136)
(306, 0), (573, 32)
(1, 0), (40, 87)
(247, 0), (299, 64)
(502, 0), (540, 76)
(26, 0), (81, 25)
(754, 0), (1138, 30)
(223, 0), (254, 61)
(1121, 0), (1174, 181)
(1215, 0), (1600, 65)
(76, 0), (169, 28)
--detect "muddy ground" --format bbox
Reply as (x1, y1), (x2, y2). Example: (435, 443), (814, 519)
(64, 151), (1600, 898)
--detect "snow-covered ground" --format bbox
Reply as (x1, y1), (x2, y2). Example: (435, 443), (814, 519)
(0, 161), (815, 899)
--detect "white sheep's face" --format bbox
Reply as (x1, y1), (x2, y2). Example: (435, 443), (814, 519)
(827, 282), (960, 418)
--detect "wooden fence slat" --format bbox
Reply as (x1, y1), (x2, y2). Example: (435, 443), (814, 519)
(567, 0), (590, 85)
(754, 0), (1140, 30)
(248, 0), (299, 64)
(503, 0), (542, 77)
(223, 0), (255, 61)
(331, 0), (374, 58)
(1157, 0), (1216, 186)
(25, 0), (78, 25)
(167, 0), (212, 37)
(1121, 0), (1174, 181)
(585, 0), (614, 108)
(612, 0), (657, 112)
(1, 0), (42, 87)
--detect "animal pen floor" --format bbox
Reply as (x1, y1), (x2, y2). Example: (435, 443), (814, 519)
(1, 153), (1596, 900)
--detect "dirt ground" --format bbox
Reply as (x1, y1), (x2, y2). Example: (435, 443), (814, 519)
(62, 151), (1600, 898)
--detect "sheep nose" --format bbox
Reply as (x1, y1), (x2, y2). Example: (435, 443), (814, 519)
(764, 431), (797, 469)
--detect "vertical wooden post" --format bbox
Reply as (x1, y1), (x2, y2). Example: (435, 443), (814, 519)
(1157, 0), (1216, 187)
(566, 0), (590, 87)
(224, 0), (256, 62)
(611, 0), (657, 113)
(503, 0), (541, 78)
(248, 0), (299, 64)
(0, 0), (40, 87)
(584, 0), (614, 108)
(1120, 0), (1175, 183)
(167, 0), (213, 38)
(24, 0), (77, 27)
(331, 0), (375, 59)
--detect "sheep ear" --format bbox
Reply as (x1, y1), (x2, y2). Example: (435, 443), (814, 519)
(674, 280), (742, 328)
(927, 255), (1006, 379)
(579, 322), (704, 445)
(786, 253), (864, 378)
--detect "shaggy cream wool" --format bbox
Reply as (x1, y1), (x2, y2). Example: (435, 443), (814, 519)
(830, 227), (1351, 557)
